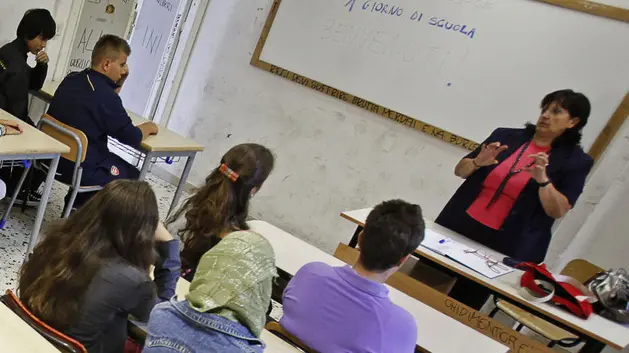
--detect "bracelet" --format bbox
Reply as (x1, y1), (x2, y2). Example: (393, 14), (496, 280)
(538, 180), (551, 188)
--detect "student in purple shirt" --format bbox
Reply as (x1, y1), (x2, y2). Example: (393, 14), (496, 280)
(281, 199), (425, 353)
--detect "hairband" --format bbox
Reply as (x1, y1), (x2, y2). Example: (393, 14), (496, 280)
(219, 163), (239, 182)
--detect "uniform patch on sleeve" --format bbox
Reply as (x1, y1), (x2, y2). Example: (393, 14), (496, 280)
(110, 165), (120, 176)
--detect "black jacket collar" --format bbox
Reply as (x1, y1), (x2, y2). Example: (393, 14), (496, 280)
(10, 38), (29, 59)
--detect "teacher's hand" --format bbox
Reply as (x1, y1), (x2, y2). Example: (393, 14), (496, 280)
(474, 142), (508, 167)
(524, 152), (549, 183)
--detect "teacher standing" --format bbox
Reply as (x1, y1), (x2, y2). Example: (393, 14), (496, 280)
(436, 89), (593, 309)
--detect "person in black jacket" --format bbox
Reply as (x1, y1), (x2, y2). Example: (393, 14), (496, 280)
(0, 9), (56, 205)
(436, 89), (593, 309)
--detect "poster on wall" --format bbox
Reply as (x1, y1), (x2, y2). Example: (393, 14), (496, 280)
(66, 0), (135, 74)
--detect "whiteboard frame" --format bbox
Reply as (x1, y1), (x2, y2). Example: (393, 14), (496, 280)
(251, 0), (629, 159)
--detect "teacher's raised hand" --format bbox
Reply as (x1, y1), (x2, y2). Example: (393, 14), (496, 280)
(454, 141), (508, 178)
(524, 152), (550, 183)
(473, 142), (509, 167)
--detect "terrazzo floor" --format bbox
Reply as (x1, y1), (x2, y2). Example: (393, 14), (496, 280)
(0, 174), (178, 293)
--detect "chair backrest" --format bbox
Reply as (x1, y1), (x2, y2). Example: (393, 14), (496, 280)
(0, 290), (87, 353)
(39, 114), (88, 163)
(265, 321), (316, 353)
(333, 242), (360, 266)
(561, 259), (604, 284)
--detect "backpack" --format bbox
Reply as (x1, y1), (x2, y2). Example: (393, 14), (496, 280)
(587, 269), (629, 324)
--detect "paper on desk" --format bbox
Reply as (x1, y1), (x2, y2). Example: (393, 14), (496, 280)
(420, 228), (514, 279)
(420, 229), (461, 255)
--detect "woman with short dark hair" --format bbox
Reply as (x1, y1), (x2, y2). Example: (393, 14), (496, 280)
(437, 89), (594, 308)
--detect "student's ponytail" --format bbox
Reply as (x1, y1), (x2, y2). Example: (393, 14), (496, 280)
(169, 144), (274, 269)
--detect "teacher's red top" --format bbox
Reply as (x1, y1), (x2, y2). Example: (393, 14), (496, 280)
(467, 142), (551, 230)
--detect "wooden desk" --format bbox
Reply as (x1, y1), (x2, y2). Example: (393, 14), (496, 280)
(127, 112), (203, 215)
(130, 276), (301, 353)
(0, 109), (69, 256)
(0, 303), (60, 352)
(247, 220), (509, 353)
(341, 208), (629, 353)
(37, 80), (205, 216)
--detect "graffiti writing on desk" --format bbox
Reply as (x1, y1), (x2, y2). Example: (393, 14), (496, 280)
(142, 27), (164, 55)
(87, 0), (102, 3)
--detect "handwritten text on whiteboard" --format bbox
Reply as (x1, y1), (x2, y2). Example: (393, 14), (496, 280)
(344, 0), (477, 39)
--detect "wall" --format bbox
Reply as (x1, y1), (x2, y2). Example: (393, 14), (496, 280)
(160, 0), (468, 252)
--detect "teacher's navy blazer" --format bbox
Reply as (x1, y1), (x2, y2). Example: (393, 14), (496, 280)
(436, 127), (593, 263)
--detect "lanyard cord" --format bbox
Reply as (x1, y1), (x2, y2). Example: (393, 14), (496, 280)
(486, 140), (534, 209)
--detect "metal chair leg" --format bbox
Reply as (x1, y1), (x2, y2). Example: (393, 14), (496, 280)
(20, 162), (35, 213)
(63, 186), (80, 218)
(488, 307), (500, 318)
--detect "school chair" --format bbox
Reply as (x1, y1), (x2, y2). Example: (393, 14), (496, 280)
(265, 321), (315, 353)
(489, 259), (603, 348)
(0, 290), (87, 353)
(37, 114), (103, 217)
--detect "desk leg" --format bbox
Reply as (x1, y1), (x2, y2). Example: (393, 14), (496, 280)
(167, 153), (196, 217)
(26, 155), (59, 256)
(579, 339), (605, 353)
(348, 225), (363, 248)
(138, 152), (154, 180)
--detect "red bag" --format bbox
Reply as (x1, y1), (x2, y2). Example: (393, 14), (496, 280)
(517, 262), (597, 319)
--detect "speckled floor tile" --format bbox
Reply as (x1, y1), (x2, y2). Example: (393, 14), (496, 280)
(0, 174), (183, 293)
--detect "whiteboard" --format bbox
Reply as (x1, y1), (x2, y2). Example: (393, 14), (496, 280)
(67, 0), (135, 74)
(120, 0), (188, 117)
(257, 0), (629, 150)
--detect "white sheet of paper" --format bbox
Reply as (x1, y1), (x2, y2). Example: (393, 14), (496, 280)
(419, 229), (514, 279)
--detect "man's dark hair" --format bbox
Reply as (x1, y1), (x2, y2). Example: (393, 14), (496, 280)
(526, 89), (591, 147)
(17, 9), (56, 40)
(91, 35), (131, 66)
(359, 200), (425, 272)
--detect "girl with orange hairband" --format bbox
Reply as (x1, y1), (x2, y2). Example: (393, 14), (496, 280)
(167, 143), (275, 281)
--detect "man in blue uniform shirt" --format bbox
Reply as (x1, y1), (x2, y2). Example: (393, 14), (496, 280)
(47, 35), (159, 209)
